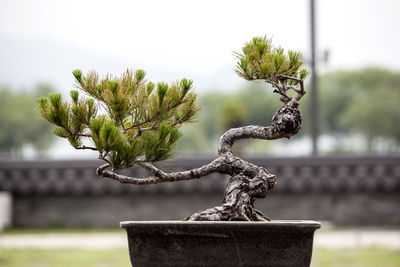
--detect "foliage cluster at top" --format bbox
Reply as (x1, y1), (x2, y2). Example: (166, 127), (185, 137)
(235, 36), (310, 84)
(38, 69), (200, 169)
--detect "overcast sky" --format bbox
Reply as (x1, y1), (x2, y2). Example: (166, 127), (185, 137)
(1, 0), (400, 92)
(1, 0), (399, 158)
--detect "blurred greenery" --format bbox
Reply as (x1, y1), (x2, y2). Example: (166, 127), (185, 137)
(218, 99), (247, 131)
(312, 247), (400, 267)
(1, 68), (399, 157)
(318, 68), (400, 152)
(0, 84), (55, 158)
(177, 81), (281, 155)
(0, 249), (129, 267)
(0, 248), (399, 267)
(178, 67), (400, 155)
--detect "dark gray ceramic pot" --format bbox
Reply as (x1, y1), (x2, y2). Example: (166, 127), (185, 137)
(120, 220), (321, 267)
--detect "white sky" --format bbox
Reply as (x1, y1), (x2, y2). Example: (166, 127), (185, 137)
(1, 0), (399, 158)
(1, 0), (400, 92)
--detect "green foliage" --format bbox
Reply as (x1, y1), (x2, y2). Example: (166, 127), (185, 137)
(157, 82), (168, 105)
(39, 88), (98, 141)
(39, 69), (199, 168)
(109, 138), (142, 169)
(234, 36), (309, 84)
(143, 123), (182, 162)
(45, 93), (69, 127)
(134, 69), (146, 82)
(100, 120), (121, 152)
(146, 81), (155, 95)
(67, 135), (82, 149)
(70, 90), (79, 104)
(89, 117), (105, 151)
(107, 80), (120, 94)
(72, 69), (83, 83)
(180, 78), (193, 98)
(53, 127), (70, 138)
(0, 84), (55, 157)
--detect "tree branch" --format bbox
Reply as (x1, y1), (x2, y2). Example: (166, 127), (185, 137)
(131, 120), (186, 138)
(96, 157), (226, 185)
(217, 125), (283, 155)
(123, 120), (148, 133)
(276, 75), (305, 101)
(277, 75), (303, 83)
(76, 145), (97, 151)
(119, 118), (127, 131)
(66, 129), (91, 138)
(123, 102), (184, 133)
(217, 97), (302, 156)
(98, 153), (111, 166)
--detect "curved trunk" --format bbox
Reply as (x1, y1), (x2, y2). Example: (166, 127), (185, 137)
(97, 97), (304, 222)
(186, 99), (302, 221)
(186, 161), (277, 221)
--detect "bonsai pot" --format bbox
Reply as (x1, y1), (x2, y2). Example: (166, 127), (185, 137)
(120, 220), (321, 267)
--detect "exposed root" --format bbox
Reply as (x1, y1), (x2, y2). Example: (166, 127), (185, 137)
(186, 162), (276, 221)
(185, 204), (270, 222)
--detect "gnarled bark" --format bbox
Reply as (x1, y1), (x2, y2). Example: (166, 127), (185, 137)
(186, 157), (277, 221)
(96, 78), (305, 221)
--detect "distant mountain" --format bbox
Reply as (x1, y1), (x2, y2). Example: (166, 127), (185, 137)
(0, 38), (144, 93)
(0, 38), (241, 93)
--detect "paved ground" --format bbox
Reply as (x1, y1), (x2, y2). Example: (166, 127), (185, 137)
(0, 230), (399, 249)
(0, 233), (127, 249)
(314, 230), (400, 249)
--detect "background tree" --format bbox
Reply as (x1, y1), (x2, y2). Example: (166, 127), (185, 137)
(217, 99), (247, 156)
(0, 84), (55, 158)
(178, 68), (400, 155)
(39, 36), (309, 221)
(177, 82), (282, 155)
(319, 68), (400, 152)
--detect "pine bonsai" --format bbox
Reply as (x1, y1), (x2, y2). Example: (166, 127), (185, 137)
(39, 36), (309, 221)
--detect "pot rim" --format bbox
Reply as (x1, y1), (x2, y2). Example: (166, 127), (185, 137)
(120, 220), (321, 229)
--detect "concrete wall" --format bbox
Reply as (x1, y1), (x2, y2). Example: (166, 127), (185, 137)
(0, 192), (12, 229)
(11, 192), (400, 228)
(1, 156), (400, 227)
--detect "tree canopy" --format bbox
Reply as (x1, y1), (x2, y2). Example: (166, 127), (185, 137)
(234, 36), (309, 84)
(38, 69), (200, 169)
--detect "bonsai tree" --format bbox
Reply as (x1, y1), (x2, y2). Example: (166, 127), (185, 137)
(39, 36), (309, 221)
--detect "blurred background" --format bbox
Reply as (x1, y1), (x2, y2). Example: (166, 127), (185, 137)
(0, 0), (399, 266)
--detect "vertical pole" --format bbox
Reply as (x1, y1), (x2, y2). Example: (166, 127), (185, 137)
(310, 0), (319, 155)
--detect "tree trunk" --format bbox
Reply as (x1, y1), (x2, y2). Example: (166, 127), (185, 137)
(97, 96), (304, 222)
(186, 158), (277, 221)
(186, 99), (302, 221)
